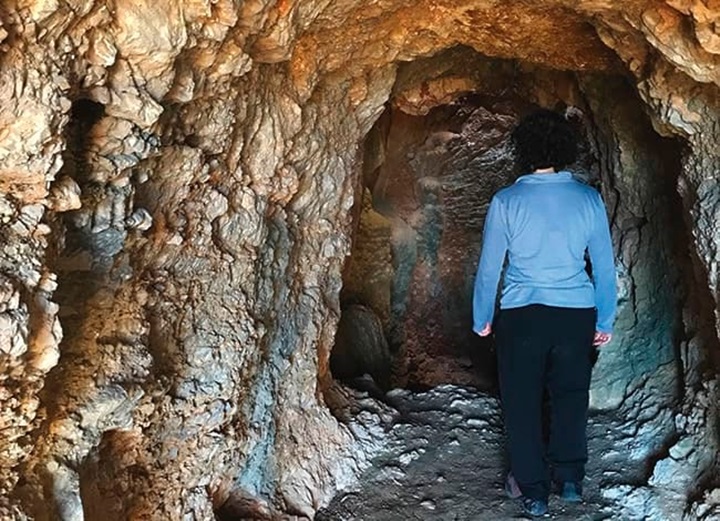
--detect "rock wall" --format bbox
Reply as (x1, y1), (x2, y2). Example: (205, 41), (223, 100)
(0, 0), (719, 519)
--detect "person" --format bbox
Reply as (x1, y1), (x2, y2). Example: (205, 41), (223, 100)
(472, 109), (617, 517)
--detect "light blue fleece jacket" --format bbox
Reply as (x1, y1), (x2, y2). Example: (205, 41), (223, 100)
(473, 172), (617, 333)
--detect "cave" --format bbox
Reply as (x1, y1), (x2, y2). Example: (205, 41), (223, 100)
(332, 50), (692, 397)
(1, 2), (720, 521)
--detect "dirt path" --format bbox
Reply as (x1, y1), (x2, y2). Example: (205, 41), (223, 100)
(318, 385), (632, 521)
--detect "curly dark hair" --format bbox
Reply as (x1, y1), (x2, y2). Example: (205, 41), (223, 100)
(511, 109), (578, 172)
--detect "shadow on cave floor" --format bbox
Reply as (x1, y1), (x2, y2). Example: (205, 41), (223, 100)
(317, 385), (644, 521)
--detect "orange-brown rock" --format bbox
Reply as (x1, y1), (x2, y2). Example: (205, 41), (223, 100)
(0, 0), (719, 520)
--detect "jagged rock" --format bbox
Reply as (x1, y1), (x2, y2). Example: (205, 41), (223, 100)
(0, 1), (719, 520)
(48, 177), (82, 213)
(214, 488), (287, 521)
(125, 208), (153, 231)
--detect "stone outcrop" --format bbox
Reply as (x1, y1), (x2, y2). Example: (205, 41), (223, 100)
(0, 1), (719, 520)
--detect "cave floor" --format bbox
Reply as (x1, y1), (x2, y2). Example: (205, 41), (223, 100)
(317, 386), (639, 521)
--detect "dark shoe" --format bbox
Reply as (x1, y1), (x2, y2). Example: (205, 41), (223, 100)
(505, 472), (522, 499)
(521, 497), (549, 517)
(558, 481), (583, 503)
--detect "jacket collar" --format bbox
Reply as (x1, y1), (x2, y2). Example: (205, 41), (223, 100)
(515, 171), (574, 184)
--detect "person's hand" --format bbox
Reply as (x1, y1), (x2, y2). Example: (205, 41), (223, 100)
(593, 331), (612, 346)
(475, 323), (492, 337)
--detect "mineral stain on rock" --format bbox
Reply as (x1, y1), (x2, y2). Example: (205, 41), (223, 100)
(1, 1), (720, 520)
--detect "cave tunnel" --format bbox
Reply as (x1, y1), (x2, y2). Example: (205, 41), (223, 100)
(321, 47), (719, 519)
(324, 50), (717, 519)
(2, 2), (720, 521)
(330, 48), (692, 400)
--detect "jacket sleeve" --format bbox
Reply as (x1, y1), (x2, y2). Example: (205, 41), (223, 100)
(473, 195), (508, 332)
(587, 193), (617, 333)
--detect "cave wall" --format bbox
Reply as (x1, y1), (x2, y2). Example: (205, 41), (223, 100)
(578, 76), (686, 410)
(1, 1), (720, 519)
(341, 94), (520, 390)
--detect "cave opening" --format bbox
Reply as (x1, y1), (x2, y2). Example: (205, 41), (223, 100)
(321, 47), (719, 520)
(329, 46), (696, 425)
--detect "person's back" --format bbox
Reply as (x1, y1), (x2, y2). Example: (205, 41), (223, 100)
(495, 172), (613, 330)
(474, 170), (615, 336)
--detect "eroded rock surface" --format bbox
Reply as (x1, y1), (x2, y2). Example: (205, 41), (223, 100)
(0, 1), (719, 520)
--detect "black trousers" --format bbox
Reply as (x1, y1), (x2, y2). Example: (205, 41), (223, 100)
(496, 304), (596, 501)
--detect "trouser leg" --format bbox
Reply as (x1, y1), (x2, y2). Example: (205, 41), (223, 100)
(496, 305), (550, 501)
(547, 307), (596, 484)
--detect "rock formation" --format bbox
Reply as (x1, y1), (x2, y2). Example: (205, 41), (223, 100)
(0, 1), (719, 519)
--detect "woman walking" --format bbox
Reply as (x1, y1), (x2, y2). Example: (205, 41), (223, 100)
(473, 110), (617, 517)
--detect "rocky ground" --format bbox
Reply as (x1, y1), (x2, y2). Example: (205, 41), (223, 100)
(317, 385), (655, 521)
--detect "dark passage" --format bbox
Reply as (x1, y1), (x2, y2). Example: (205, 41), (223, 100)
(331, 51), (621, 393)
